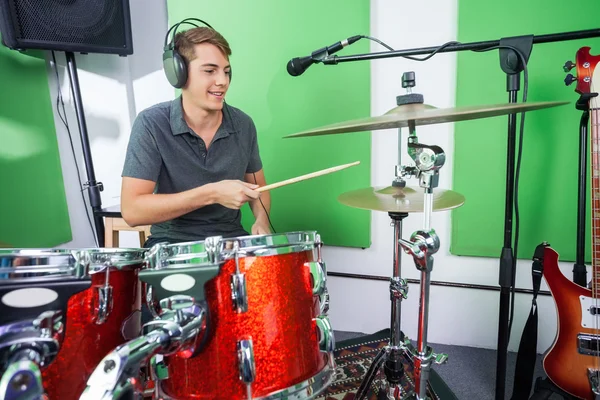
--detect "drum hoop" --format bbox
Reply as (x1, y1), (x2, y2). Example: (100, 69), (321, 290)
(0, 248), (146, 282)
(145, 231), (319, 270)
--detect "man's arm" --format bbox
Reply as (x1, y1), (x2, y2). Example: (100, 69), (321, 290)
(245, 169), (271, 234)
(121, 177), (259, 227)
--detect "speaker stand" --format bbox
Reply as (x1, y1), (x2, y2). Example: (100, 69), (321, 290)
(65, 52), (105, 247)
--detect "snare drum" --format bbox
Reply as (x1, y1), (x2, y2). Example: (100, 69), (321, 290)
(143, 231), (335, 400)
(0, 248), (145, 400)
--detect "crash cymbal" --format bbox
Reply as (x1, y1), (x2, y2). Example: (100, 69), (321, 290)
(338, 185), (465, 213)
(284, 101), (568, 138)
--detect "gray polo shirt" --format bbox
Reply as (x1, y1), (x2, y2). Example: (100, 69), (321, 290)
(122, 96), (262, 242)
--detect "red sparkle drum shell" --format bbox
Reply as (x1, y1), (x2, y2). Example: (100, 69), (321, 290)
(157, 233), (330, 399)
(4, 248), (146, 400)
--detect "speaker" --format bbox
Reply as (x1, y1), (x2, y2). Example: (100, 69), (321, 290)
(0, 0), (133, 56)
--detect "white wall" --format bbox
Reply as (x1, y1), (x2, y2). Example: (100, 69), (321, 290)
(50, 0), (172, 249)
(324, 0), (578, 354)
(47, 0), (581, 353)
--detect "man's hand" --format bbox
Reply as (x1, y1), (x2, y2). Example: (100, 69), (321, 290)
(251, 218), (271, 235)
(212, 180), (260, 209)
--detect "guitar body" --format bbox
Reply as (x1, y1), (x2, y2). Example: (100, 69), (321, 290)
(543, 247), (595, 400)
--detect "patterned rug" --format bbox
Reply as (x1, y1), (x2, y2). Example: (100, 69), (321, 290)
(317, 330), (456, 400)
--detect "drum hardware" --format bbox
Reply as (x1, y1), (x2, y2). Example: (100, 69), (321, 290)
(237, 339), (256, 400)
(0, 310), (63, 400)
(314, 316), (335, 353)
(397, 136), (448, 400)
(146, 232), (335, 400)
(342, 75), (449, 399)
(306, 261), (327, 296)
(80, 294), (207, 400)
(231, 241), (249, 313)
(142, 238), (222, 306)
(311, 234), (330, 315)
(92, 265), (113, 325)
(1, 248), (144, 400)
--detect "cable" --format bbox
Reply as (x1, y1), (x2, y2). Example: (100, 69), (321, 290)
(51, 51), (98, 247)
(358, 36), (461, 62)
(252, 172), (276, 233)
(360, 35), (395, 51)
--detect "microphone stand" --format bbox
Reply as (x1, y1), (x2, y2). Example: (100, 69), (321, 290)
(572, 93), (596, 287)
(320, 28), (600, 400)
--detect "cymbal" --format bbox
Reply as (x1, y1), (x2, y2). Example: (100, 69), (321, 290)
(284, 101), (569, 138)
(338, 186), (465, 213)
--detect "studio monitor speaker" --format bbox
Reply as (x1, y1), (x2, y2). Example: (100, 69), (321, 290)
(0, 0), (133, 55)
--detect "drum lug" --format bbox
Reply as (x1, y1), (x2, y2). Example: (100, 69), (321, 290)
(231, 274), (248, 313)
(315, 316), (335, 353)
(92, 285), (114, 325)
(319, 288), (330, 315)
(204, 235), (222, 264)
(305, 261), (327, 296)
(237, 339), (255, 399)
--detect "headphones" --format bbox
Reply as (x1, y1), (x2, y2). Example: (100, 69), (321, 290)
(162, 18), (232, 89)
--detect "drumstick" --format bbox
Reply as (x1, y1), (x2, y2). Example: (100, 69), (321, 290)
(256, 161), (360, 193)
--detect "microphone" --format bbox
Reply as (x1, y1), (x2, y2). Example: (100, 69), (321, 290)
(286, 35), (362, 77)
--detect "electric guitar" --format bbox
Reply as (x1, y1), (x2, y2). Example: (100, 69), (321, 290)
(542, 46), (600, 400)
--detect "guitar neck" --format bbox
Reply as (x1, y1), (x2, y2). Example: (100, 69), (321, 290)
(593, 108), (600, 297)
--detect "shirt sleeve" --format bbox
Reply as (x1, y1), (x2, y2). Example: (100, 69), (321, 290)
(122, 113), (162, 182)
(246, 119), (263, 174)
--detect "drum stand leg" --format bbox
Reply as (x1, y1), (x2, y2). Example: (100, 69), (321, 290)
(356, 213), (409, 400)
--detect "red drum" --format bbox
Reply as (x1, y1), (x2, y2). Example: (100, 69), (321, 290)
(146, 232), (335, 399)
(0, 248), (145, 400)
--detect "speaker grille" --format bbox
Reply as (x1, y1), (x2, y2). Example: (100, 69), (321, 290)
(0, 0), (133, 55)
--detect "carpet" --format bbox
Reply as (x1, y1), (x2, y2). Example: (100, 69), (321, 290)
(317, 329), (458, 400)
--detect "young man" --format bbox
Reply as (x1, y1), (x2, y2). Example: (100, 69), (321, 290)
(121, 26), (271, 247)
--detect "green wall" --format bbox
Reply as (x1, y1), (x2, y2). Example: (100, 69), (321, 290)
(0, 44), (72, 247)
(452, 0), (600, 260)
(166, 1), (372, 247)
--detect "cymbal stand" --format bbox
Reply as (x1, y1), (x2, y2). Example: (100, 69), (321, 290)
(397, 130), (449, 400)
(354, 211), (410, 400)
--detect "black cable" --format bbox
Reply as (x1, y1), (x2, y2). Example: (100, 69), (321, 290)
(358, 36), (461, 62)
(252, 172), (276, 233)
(51, 51), (98, 247)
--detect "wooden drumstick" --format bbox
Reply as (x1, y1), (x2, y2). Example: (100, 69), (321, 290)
(256, 161), (360, 193)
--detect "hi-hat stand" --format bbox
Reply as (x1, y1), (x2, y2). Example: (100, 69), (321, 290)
(320, 28), (600, 400)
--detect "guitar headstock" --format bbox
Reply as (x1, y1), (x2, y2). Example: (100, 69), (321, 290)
(564, 46), (600, 109)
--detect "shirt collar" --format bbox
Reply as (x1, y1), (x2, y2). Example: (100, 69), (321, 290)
(169, 96), (237, 139)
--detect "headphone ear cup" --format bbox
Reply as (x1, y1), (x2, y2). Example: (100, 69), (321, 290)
(162, 49), (188, 89)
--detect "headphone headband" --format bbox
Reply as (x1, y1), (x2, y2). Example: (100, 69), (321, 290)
(163, 18), (215, 50)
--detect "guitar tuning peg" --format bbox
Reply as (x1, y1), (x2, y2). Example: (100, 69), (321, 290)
(564, 73), (577, 86)
(563, 60), (576, 72)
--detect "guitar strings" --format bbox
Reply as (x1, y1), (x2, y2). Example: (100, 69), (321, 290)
(593, 67), (600, 378)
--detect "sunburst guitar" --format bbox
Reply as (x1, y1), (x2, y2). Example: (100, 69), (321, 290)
(543, 46), (600, 400)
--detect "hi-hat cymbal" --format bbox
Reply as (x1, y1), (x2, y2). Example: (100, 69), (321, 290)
(284, 101), (568, 138)
(338, 186), (465, 213)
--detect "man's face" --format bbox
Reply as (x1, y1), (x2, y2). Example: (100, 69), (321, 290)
(184, 43), (231, 112)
